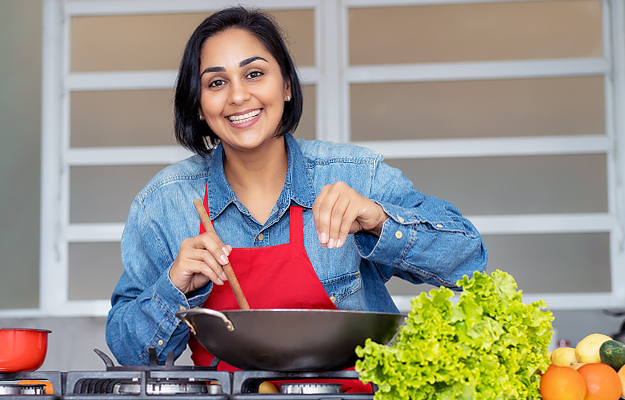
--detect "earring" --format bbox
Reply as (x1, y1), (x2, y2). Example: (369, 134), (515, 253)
(286, 95), (291, 102)
(198, 113), (204, 121)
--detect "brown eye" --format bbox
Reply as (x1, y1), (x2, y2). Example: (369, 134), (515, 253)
(209, 79), (225, 88)
(247, 71), (263, 79)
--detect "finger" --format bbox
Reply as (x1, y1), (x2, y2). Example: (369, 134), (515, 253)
(192, 247), (230, 282)
(187, 258), (225, 286)
(196, 232), (230, 266)
(312, 185), (333, 246)
(180, 237), (229, 281)
(336, 203), (362, 248)
(327, 193), (352, 248)
(169, 254), (224, 294)
(179, 247), (228, 283)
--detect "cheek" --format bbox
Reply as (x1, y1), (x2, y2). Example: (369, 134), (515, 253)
(199, 93), (224, 116)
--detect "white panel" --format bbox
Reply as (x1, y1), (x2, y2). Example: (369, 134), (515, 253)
(355, 135), (610, 159)
(41, 0), (67, 315)
(346, 0), (568, 5)
(470, 213), (614, 235)
(347, 58), (608, 84)
(67, 224), (124, 242)
(67, 146), (192, 166)
(68, 67), (318, 91)
(66, 0), (318, 16)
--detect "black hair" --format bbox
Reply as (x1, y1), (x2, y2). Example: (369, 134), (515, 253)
(174, 6), (303, 156)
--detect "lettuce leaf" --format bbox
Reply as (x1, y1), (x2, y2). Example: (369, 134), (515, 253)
(355, 270), (553, 400)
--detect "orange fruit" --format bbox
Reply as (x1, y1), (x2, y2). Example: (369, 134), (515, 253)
(572, 362), (588, 370)
(615, 364), (625, 399)
(578, 363), (622, 400)
(540, 364), (587, 400)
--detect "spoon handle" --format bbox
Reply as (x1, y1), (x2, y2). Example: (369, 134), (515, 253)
(193, 199), (251, 310)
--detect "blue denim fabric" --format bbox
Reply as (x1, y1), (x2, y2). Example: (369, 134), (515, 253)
(105, 134), (487, 365)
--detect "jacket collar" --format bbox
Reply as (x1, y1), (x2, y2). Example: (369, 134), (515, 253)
(206, 134), (316, 221)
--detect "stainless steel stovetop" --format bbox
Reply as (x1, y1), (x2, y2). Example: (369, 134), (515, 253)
(0, 348), (373, 400)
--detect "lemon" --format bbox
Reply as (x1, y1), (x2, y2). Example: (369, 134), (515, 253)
(575, 333), (612, 363)
(258, 382), (279, 393)
(551, 346), (578, 366)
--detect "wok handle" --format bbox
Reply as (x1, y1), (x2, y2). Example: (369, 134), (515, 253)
(175, 308), (235, 332)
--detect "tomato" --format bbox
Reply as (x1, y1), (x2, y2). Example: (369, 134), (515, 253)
(540, 364), (586, 400)
(577, 363), (622, 400)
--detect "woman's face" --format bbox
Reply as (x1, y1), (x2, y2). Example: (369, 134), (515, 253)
(198, 28), (290, 152)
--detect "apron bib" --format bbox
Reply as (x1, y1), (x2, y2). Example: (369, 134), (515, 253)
(187, 183), (370, 393)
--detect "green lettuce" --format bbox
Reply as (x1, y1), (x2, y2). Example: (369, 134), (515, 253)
(355, 270), (553, 400)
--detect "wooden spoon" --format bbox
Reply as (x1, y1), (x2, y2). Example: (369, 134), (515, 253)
(193, 199), (251, 310)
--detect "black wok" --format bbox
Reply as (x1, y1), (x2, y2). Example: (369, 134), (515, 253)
(175, 308), (403, 371)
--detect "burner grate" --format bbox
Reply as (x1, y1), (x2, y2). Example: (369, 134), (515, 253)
(66, 370), (232, 396)
(72, 378), (120, 394)
(231, 369), (373, 398)
(0, 371), (63, 396)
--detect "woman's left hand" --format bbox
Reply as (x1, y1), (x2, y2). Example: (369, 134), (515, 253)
(312, 181), (388, 248)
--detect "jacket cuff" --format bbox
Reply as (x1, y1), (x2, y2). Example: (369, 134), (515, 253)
(152, 271), (210, 320)
(353, 202), (412, 265)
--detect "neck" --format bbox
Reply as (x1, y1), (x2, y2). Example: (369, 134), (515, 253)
(222, 136), (287, 187)
(222, 136), (288, 224)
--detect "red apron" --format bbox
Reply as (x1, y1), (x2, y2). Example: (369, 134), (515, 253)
(188, 183), (370, 393)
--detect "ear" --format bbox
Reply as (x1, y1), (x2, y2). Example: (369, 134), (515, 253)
(284, 79), (292, 101)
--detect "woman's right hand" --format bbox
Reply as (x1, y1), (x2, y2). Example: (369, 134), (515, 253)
(169, 234), (232, 295)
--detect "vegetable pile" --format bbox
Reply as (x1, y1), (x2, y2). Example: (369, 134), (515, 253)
(355, 270), (554, 399)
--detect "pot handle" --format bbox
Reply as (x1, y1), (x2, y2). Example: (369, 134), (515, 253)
(175, 308), (235, 333)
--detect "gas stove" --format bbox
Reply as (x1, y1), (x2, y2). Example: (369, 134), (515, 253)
(0, 348), (373, 399)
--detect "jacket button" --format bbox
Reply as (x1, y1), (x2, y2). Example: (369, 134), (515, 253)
(395, 231), (403, 239)
(157, 339), (164, 346)
(397, 215), (404, 223)
(257, 233), (264, 241)
(330, 295), (336, 303)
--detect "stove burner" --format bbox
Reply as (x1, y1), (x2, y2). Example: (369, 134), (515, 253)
(280, 383), (342, 394)
(0, 383), (46, 395)
(112, 378), (220, 395)
(0, 372), (62, 396)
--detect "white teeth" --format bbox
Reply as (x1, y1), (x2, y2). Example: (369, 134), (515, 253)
(227, 110), (261, 124)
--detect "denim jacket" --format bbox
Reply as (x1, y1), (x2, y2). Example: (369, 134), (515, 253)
(106, 134), (488, 365)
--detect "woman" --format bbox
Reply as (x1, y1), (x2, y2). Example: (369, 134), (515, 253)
(106, 6), (488, 371)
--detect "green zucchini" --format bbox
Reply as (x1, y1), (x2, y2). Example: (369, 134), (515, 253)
(599, 339), (625, 371)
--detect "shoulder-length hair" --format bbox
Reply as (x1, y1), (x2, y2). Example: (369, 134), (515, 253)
(174, 6), (303, 156)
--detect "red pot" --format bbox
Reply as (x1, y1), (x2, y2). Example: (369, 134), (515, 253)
(0, 329), (51, 373)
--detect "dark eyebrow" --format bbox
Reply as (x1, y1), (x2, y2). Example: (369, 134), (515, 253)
(201, 66), (225, 76)
(239, 56), (268, 67)
(200, 56), (268, 77)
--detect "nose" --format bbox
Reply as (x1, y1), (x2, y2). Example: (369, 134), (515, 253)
(228, 80), (250, 106)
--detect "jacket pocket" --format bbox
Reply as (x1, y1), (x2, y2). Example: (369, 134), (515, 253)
(321, 271), (361, 306)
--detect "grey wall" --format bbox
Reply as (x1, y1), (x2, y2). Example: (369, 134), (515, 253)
(0, 0), (42, 309)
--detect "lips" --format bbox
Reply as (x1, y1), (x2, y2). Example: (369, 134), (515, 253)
(227, 109), (261, 125)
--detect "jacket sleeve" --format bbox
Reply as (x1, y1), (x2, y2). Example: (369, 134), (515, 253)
(105, 196), (210, 365)
(353, 155), (488, 288)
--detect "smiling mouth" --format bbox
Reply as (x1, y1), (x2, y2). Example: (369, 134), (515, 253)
(227, 109), (261, 124)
